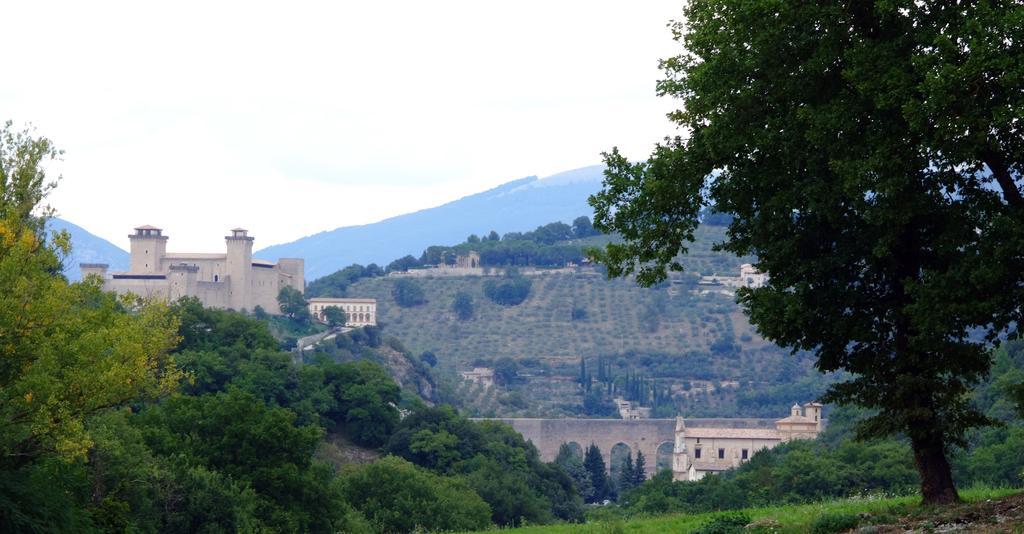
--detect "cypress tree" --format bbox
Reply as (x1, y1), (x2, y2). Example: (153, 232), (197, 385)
(633, 451), (647, 486)
(618, 453), (635, 496)
(583, 443), (608, 503)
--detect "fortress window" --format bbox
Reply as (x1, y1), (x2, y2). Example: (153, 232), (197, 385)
(742, 449), (748, 460)
(718, 448), (725, 459)
(214, 275), (219, 282)
(694, 448), (701, 459)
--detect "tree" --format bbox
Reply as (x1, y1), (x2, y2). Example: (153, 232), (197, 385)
(392, 278), (427, 307)
(582, 444), (609, 503)
(322, 306), (347, 328)
(618, 453), (636, 496)
(554, 444), (593, 503)
(493, 357), (519, 386)
(633, 451), (647, 486)
(386, 254), (422, 273)
(420, 351), (438, 367)
(339, 456), (491, 533)
(572, 216), (598, 238)
(452, 291), (474, 320)
(276, 286), (309, 321)
(483, 275), (532, 306)
(589, 2), (1024, 504)
(0, 121), (182, 470)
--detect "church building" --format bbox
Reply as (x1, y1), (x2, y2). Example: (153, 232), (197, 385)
(672, 402), (823, 481)
(81, 226), (304, 314)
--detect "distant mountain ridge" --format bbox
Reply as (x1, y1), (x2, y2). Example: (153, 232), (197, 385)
(257, 165), (607, 280)
(49, 218), (129, 281)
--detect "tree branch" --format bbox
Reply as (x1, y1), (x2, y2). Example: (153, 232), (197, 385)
(981, 149), (1023, 208)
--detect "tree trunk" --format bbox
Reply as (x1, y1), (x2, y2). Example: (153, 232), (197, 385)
(910, 433), (960, 505)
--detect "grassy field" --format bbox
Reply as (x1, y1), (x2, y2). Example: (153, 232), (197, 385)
(464, 487), (1022, 533)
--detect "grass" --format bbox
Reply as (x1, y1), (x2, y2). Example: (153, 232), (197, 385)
(463, 487), (1022, 533)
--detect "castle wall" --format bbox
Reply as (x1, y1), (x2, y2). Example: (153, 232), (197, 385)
(194, 281), (229, 308)
(249, 265), (282, 313)
(161, 254), (227, 283)
(106, 277), (171, 300)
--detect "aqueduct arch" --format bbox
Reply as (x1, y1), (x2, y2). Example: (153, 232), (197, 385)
(487, 418), (778, 479)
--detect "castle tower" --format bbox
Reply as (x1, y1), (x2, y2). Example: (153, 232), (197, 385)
(168, 263), (199, 301)
(225, 228), (253, 310)
(128, 225), (167, 274)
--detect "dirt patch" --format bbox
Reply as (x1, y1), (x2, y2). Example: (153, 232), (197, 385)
(862, 493), (1024, 533)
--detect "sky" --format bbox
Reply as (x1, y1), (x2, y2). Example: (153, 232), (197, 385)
(3, 1), (684, 251)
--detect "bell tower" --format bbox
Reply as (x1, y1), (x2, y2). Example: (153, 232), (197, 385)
(225, 228), (253, 310)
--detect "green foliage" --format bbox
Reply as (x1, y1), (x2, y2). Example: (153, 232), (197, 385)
(493, 356), (519, 386)
(305, 263), (383, 298)
(322, 305), (347, 327)
(392, 278), (427, 307)
(385, 406), (584, 525)
(276, 286), (310, 321)
(623, 438), (919, 516)
(0, 120), (181, 474)
(339, 456), (491, 533)
(590, 0), (1024, 503)
(453, 290), (475, 320)
(555, 443), (594, 503)
(693, 513), (751, 534)
(483, 273), (532, 306)
(809, 512), (859, 534)
(584, 444), (610, 503)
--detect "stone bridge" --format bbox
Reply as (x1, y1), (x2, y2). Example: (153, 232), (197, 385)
(485, 418), (776, 478)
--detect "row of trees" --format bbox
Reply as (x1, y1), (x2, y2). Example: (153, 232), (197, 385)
(383, 217), (601, 273)
(578, 357), (676, 417)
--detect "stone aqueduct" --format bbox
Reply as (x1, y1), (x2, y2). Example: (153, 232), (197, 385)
(489, 418), (778, 478)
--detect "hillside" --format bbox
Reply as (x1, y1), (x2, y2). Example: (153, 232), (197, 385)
(342, 225), (822, 418)
(49, 217), (130, 280)
(256, 165), (606, 279)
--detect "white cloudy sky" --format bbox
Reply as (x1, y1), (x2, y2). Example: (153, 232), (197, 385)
(4, 1), (683, 251)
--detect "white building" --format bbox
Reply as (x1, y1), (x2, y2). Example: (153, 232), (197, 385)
(308, 297), (377, 327)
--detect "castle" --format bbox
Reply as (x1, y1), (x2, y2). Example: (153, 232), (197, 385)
(80, 226), (304, 314)
(671, 402), (822, 481)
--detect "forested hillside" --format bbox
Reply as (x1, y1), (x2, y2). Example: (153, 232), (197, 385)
(309, 223), (824, 418)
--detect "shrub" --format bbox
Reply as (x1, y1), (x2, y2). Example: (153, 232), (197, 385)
(483, 276), (532, 306)
(693, 512), (751, 534)
(392, 279), (427, 307)
(339, 456), (491, 533)
(810, 512), (859, 534)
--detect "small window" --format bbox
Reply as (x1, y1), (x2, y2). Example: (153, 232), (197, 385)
(694, 448), (701, 459)
(742, 449), (749, 460)
(718, 448), (725, 459)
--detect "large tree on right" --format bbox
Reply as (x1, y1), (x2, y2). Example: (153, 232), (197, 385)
(590, 2), (1022, 504)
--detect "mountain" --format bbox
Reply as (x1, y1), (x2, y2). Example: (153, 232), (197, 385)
(257, 165), (606, 280)
(49, 218), (130, 281)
